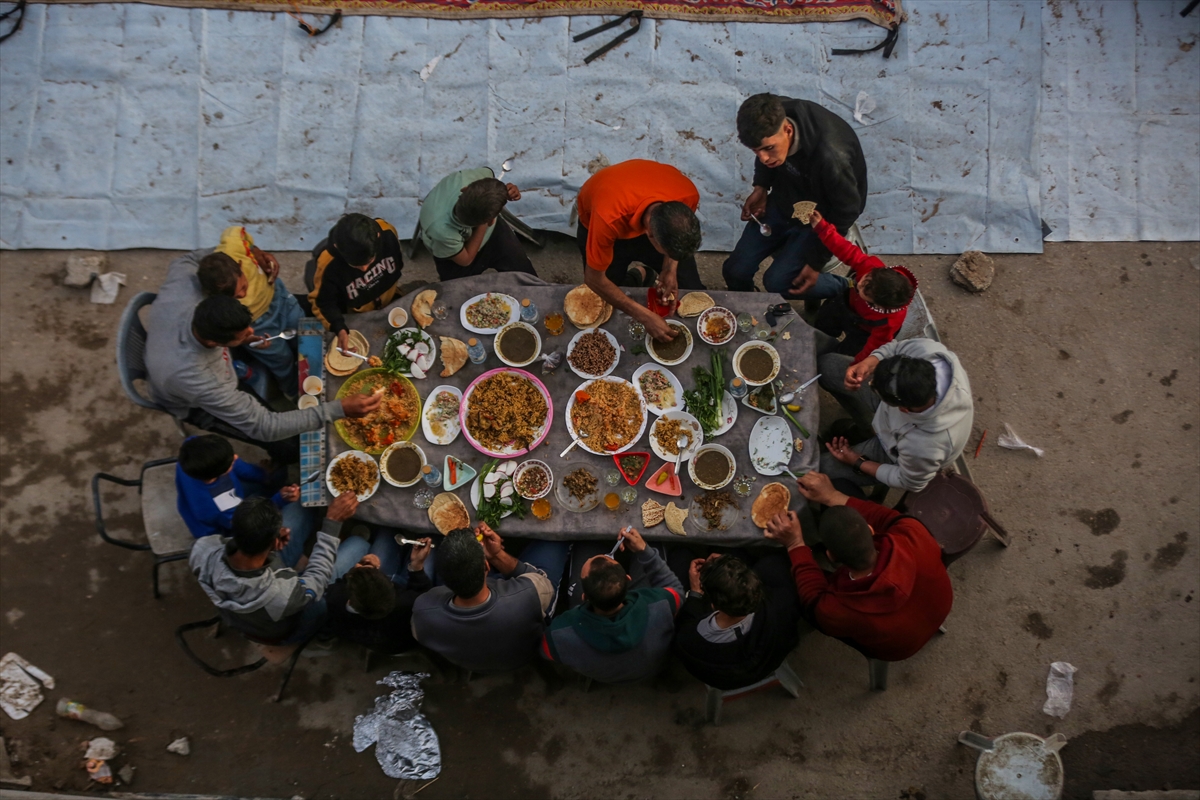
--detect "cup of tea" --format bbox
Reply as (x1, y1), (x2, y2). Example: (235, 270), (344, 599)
(545, 312), (565, 336)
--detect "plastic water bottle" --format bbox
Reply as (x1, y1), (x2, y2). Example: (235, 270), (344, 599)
(421, 464), (441, 487)
(728, 377), (748, 399)
(467, 337), (487, 365)
(57, 699), (124, 731)
(520, 298), (539, 324)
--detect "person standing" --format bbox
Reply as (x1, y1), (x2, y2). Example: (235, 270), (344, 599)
(722, 93), (868, 299)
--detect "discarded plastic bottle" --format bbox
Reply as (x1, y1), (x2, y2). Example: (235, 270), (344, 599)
(56, 699), (124, 731)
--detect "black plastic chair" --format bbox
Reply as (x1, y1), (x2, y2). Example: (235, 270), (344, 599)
(175, 615), (306, 703)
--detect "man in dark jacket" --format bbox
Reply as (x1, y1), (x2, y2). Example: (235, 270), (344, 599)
(326, 537), (433, 655)
(673, 552), (799, 690)
(722, 93), (868, 299)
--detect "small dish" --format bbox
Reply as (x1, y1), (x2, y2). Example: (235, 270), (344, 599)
(379, 441), (427, 488)
(696, 306), (737, 346)
(732, 341), (781, 386)
(566, 327), (621, 379)
(494, 321), (543, 368)
(613, 451), (651, 485)
(557, 462), (602, 513)
(514, 459), (554, 500)
(644, 462), (683, 497)
(688, 443), (736, 490)
(443, 455), (476, 492)
(645, 320), (694, 366)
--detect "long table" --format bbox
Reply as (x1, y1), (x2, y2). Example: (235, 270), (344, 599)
(325, 273), (819, 546)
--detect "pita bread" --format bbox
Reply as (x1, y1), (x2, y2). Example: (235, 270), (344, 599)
(428, 492), (470, 534)
(324, 330), (369, 376)
(664, 502), (688, 536)
(677, 292), (715, 318)
(751, 482), (791, 529)
(564, 284), (608, 328)
(412, 289), (437, 328)
(439, 337), (468, 378)
(792, 201), (817, 224)
(642, 499), (665, 528)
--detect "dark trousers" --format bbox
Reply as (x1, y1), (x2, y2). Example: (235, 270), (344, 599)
(433, 218), (537, 282)
(183, 386), (301, 465)
(575, 223), (705, 290)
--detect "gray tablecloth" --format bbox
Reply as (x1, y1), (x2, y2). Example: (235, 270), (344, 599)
(326, 273), (819, 545)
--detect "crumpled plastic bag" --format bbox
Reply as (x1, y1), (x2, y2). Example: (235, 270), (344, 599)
(353, 672), (440, 781)
(854, 90), (877, 124)
(1042, 661), (1077, 718)
(997, 423), (1045, 457)
(0, 652), (55, 720)
(90, 272), (127, 304)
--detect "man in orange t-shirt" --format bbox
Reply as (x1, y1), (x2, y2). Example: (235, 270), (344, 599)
(576, 160), (704, 342)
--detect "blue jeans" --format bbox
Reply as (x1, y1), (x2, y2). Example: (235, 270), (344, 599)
(514, 540), (571, 617)
(723, 205), (827, 296)
(368, 530), (438, 587)
(239, 277), (303, 395)
(331, 533), (372, 580)
(275, 501), (317, 569)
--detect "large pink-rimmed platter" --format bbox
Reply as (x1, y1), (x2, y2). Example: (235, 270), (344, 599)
(459, 367), (554, 458)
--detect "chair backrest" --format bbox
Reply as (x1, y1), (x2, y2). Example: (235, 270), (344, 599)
(140, 460), (195, 558)
(303, 238), (328, 293)
(116, 292), (166, 411)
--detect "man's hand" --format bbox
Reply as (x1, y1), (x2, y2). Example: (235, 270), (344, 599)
(279, 484), (301, 503)
(825, 436), (860, 466)
(844, 356), (878, 391)
(341, 392), (382, 418)
(655, 263), (679, 313)
(688, 558), (705, 593)
(764, 510), (805, 550)
(327, 491), (359, 521)
(787, 265), (820, 297)
(741, 186), (768, 222)
(645, 314), (678, 343)
(796, 472), (850, 507)
(505, 183), (521, 202)
(477, 523), (504, 560)
(617, 526), (647, 554)
(274, 526), (292, 552)
(409, 537), (433, 571)
(337, 329), (353, 355)
(252, 247), (280, 283)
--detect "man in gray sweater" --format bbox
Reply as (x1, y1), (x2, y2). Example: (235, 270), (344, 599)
(145, 258), (379, 461)
(540, 527), (684, 684)
(820, 337), (975, 494)
(411, 524), (564, 673)
(189, 491), (358, 644)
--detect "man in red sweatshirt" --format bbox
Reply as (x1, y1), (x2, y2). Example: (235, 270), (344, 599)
(765, 472), (951, 661)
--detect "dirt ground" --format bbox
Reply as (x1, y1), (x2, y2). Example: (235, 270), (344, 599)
(0, 237), (1197, 799)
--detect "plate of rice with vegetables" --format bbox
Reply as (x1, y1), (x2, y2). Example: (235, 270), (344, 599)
(326, 450), (380, 501)
(460, 293), (520, 334)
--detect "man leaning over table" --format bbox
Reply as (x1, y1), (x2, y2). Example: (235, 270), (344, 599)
(418, 168), (537, 282)
(145, 294), (381, 465)
(576, 159), (704, 343)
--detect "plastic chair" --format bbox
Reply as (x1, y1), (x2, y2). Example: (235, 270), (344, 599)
(175, 615), (306, 703)
(117, 292), (186, 436)
(704, 659), (804, 726)
(900, 471), (1011, 564)
(92, 457), (195, 599)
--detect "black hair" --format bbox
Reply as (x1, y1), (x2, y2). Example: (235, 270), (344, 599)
(438, 529), (486, 598)
(700, 555), (764, 617)
(178, 434), (235, 482)
(197, 253), (242, 297)
(818, 506), (876, 571)
(230, 496), (281, 557)
(872, 355), (937, 409)
(736, 93), (787, 149)
(582, 557), (629, 613)
(330, 214), (381, 267)
(648, 202), (701, 261)
(863, 269), (914, 310)
(192, 295), (252, 344)
(454, 178), (509, 227)
(347, 567), (397, 620)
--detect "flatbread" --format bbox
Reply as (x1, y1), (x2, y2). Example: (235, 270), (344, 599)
(439, 336), (468, 378)
(412, 289), (437, 328)
(428, 492), (470, 534)
(792, 201), (817, 224)
(564, 284), (608, 328)
(664, 502), (688, 536)
(642, 499), (665, 528)
(751, 482), (791, 529)
(324, 330), (369, 376)
(677, 292), (715, 318)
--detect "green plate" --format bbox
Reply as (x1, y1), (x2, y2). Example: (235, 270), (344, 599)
(333, 368), (421, 455)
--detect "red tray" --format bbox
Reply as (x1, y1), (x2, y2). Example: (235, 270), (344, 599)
(613, 452), (650, 485)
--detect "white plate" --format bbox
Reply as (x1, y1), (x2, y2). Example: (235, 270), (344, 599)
(748, 416), (794, 476)
(326, 450), (380, 501)
(494, 321), (543, 368)
(688, 443), (736, 490)
(385, 328), (438, 378)
(564, 377), (648, 456)
(470, 460), (519, 518)
(566, 327), (621, 379)
(514, 459), (554, 500)
(379, 442), (427, 488)
(696, 306), (737, 346)
(460, 292), (520, 335)
(632, 363), (685, 416)
(688, 493), (741, 532)
(732, 341), (781, 386)
(712, 391), (739, 437)
(648, 410), (704, 464)
(421, 385), (463, 446)
(742, 382), (778, 416)
(644, 320), (694, 366)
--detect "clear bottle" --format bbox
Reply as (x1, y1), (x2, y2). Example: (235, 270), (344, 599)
(57, 698), (123, 731)
(520, 298), (540, 324)
(728, 377), (748, 399)
(467, 337), (487, 365)
(421, 463), (441, 487)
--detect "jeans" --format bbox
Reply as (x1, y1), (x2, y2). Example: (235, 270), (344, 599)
(281, 599), (327, 645)
(508, 540), (571, 617)
(722, 205), (823, 296)
(369, 529), (437, 588)
(819, 436), (894, 493)
(276, 501), (318, 568)
(432, 218), (537, 282)
(331, 533), (373, 580)
(575, 224), (705, 290)
(817, 352), (882, 428)
(243, 278), (304, 394)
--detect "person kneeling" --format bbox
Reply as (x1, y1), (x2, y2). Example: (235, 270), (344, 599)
(326, 538), (433, 655)
(541, 527), (683, 684)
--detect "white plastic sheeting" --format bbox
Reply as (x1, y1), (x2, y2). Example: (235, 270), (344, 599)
(0, 1), (1196, 252)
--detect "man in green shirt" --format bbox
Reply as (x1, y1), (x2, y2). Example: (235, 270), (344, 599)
(418, 168), (537, 281)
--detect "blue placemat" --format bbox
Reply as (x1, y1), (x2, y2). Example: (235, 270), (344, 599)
(298, 317), (329, 508)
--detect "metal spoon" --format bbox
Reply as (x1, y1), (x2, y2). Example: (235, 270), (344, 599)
(749, 213), (772, 237)
(559, 430), (589, 458)
(249, 329), (296, 348)
(773, 462), (805, 481)
(674, 434), (688, 476)
(337, 347), (370, 361)
(396, 536), (436, 550)
(300, 469), (322, 485)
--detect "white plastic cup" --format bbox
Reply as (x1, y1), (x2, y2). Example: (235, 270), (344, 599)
(298, 395), (319, 409)
(302, 376), (324, 395)
(388, 307), (408, 328)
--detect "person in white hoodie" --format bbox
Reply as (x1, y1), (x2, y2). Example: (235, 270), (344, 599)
(820, 338), (974, 494)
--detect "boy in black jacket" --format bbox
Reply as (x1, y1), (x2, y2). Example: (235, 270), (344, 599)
(673, 552), (800, 690)
(325, 537), (433, 655)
